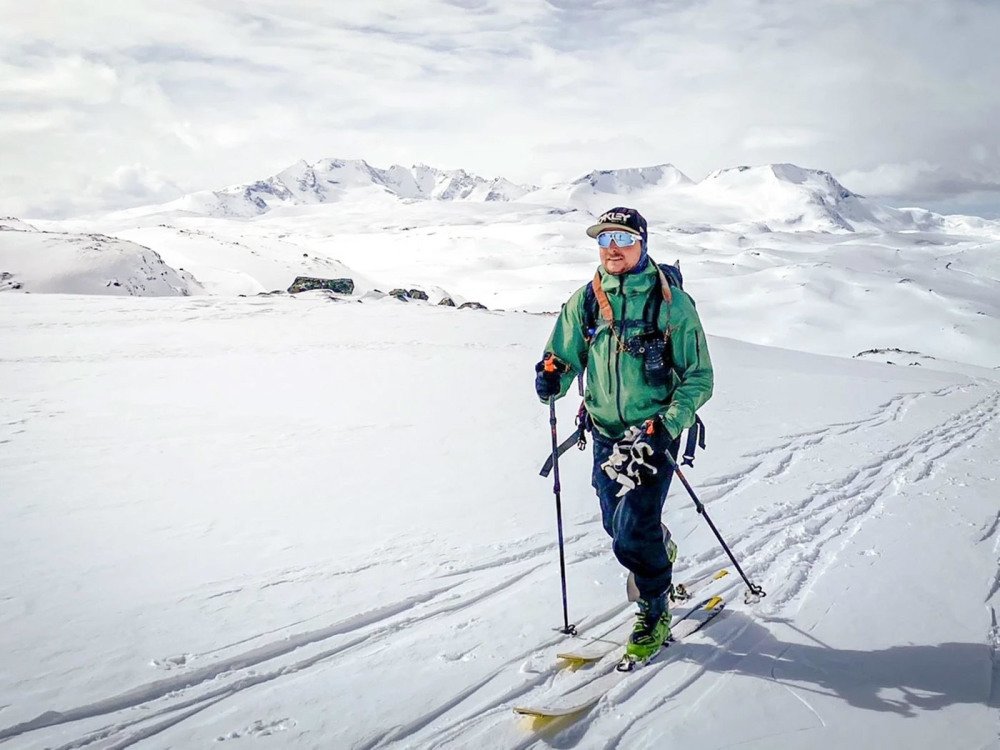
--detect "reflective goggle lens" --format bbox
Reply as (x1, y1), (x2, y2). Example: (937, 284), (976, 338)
(596, 231), (640, 248)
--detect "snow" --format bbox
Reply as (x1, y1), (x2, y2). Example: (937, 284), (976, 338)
(1, 217), (37, 232)
(0, 227), (198, 296)
(2, 159), (999, 748)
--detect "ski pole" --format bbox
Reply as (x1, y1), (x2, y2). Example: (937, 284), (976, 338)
(662, 450), (766, 604)
(546, 383), (577, 636)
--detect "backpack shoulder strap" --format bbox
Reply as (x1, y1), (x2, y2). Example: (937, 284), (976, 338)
(585, 263), (677, 339)
(591, 270), (615, 324)
(642, 259), (682, 330)
(583, 281), (598, 341)
(658, 261), (683, 290)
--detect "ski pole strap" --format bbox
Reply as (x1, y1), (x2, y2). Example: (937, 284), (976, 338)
(540, 426), (583, 477)
(681, 415), (706, 467)
(539, 404), (592, 477)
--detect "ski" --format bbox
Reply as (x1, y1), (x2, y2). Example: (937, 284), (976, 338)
(514, 594), (727, 719)
(554, 568), (729, 666)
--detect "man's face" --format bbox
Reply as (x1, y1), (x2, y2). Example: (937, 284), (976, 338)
(599, 233), (643, 275)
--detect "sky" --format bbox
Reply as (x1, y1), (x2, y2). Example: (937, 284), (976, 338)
(1, 0), (998, 219)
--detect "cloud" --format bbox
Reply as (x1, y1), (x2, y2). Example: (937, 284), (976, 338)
(841, 161), (1000, 201)
(740, 127), (825, 152)
(1, 163), (185, 219)
(92, 164), (183, 207)
(0, 109), (78, 134)
(0, 0), (998, 217)
(0, 55), (118, 103)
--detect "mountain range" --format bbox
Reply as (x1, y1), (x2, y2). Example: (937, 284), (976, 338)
(138, 159), (536, 219)
(102, 158), (979, 237)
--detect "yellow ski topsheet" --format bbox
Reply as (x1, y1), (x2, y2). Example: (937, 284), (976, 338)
(553, 568), (729, 664)
(513, 597), (727, 719)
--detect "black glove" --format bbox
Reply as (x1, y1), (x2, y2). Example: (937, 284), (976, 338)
(601, 422), (660, 497)
(535, 354), (568, 400)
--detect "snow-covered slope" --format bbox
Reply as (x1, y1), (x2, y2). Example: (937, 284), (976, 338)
(107, 224), (375, 296)
(1, 216), (37, 232)
(0, 294), (997, 748)
(0, 226), (199, 296)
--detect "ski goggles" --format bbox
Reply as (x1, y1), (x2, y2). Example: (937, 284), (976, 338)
(596, 231), (641, 249)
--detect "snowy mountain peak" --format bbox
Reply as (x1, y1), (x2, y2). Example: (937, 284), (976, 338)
(700, 163), (873, 231)
(708, 163), (858, 198)
(573, 164), (693, 193)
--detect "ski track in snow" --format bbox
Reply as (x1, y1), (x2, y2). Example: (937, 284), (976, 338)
(737, 386), (999, 613)
(696, 384), (964, 506)
(2, 383), (997, 748)
(0, 529), (608, 746)
(573, 383), (1000, 750)
(381, 382), (1000, 749)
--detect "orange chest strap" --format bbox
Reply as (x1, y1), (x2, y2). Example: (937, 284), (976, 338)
(591, 265), (673, 325)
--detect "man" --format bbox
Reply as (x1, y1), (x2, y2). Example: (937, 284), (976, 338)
(535, 207), (714, 663)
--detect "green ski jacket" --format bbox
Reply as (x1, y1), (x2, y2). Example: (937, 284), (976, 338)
(543, 262), (714, 440)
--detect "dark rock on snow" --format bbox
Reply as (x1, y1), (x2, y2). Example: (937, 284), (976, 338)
(288, 276), (355, 294)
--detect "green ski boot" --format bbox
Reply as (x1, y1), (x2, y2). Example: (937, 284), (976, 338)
(621, 594), (672, 669)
